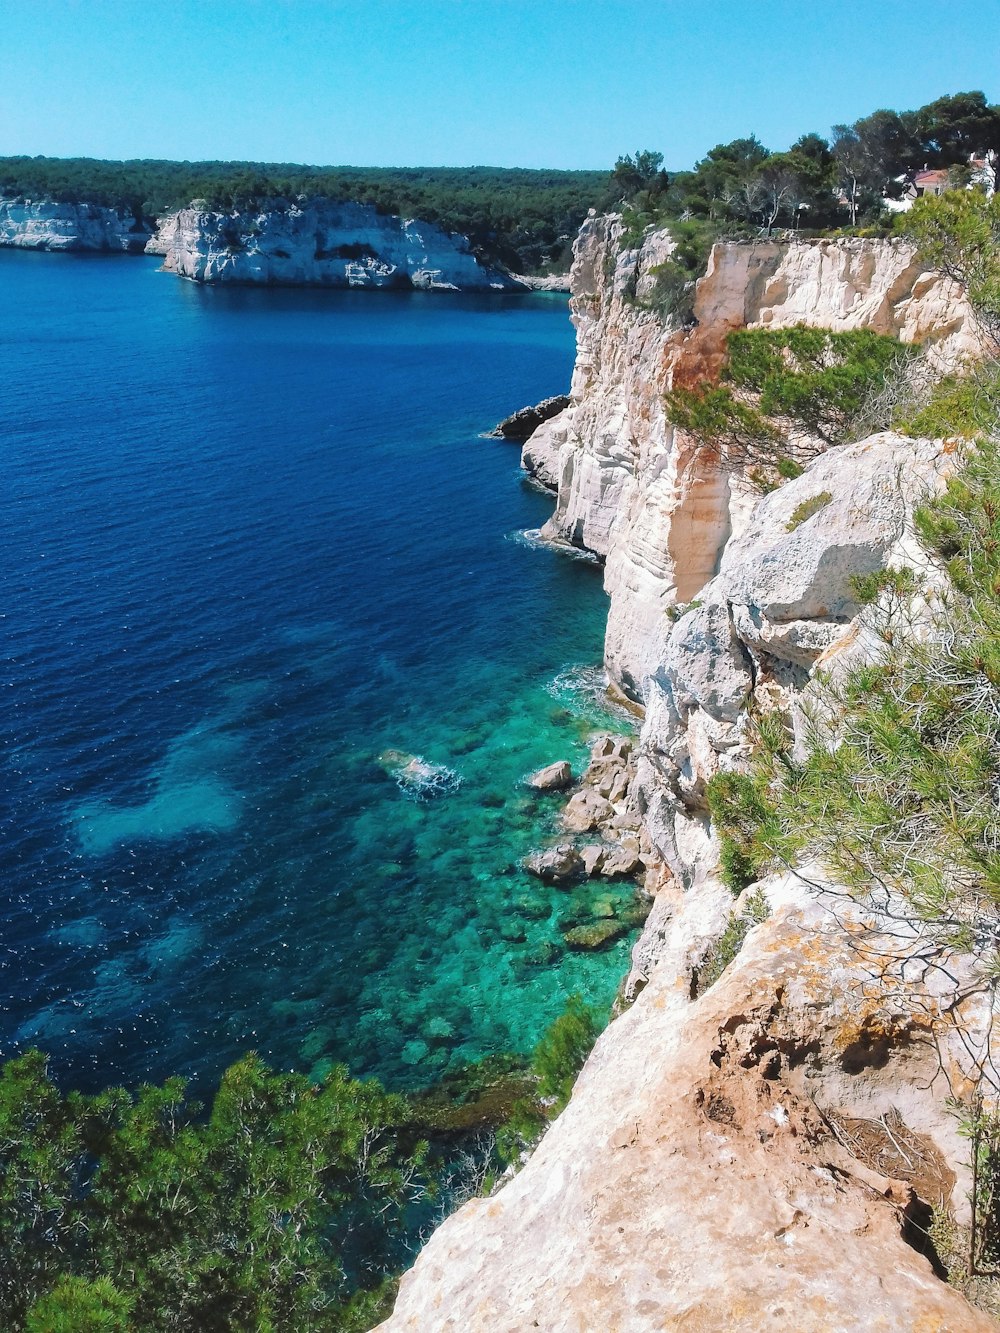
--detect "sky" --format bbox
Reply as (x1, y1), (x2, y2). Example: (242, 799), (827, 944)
(2, 0), (999, 171)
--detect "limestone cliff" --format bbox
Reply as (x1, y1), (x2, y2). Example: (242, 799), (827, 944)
(155, 200), (525, 290)
(524, 220), (978, 700)
(0, 198), (154, 252)
(379, 224), (998, 1330)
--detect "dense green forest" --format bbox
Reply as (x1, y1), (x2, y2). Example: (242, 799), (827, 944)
(609, 90), (1000, 320)
(0, 158), (609, 271)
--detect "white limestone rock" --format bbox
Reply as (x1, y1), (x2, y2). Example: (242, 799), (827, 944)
(379, 872), (996, 1332)
(521, 222), (980, 702)
(0, 198), (153, 252)
(158, 200), (524, 290)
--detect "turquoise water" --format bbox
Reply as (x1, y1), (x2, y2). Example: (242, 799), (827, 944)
(0, 251), (638, 1093)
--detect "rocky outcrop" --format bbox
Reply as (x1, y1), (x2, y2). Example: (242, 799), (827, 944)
(489, 395), (570, 442)
(157, 199), (525, 290)
(636, 429), (958, 886)
(0, 198), (153, 252)
(144, 211), (179, 257)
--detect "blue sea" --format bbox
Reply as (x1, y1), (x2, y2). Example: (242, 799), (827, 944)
(0, 251), (637, 1094)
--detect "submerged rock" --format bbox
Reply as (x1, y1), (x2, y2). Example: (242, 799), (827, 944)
(378, 750), (462, 801)
(562, 918), (628, 951)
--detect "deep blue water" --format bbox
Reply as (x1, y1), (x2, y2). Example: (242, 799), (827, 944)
(0, 251), (636, 1094)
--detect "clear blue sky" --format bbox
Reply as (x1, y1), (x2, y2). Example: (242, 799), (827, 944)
(2, 0), (999, 170)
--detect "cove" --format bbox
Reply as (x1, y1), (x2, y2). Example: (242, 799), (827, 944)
(0, 251), (639, 1093)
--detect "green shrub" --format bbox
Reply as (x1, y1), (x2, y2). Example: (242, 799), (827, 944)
(786, 490), (833, 530)
(705, 769), (784, 893)
(533, 995), (599, 1107)
(665, 325), (910, 475)
(0, 1051), (428, 1332)
(898, 192), (1000, 351)
(696, 889), (770, 994)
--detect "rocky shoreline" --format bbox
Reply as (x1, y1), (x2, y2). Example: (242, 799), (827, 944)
(377, 221), (998, 1330)
(0, 196), (573, 295)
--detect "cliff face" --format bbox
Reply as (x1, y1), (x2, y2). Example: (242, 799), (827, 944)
(379, 226), (997, 1330)
(524, 222), (978, 700)
(155, 200), (524, 290)
(0, 199), (153, 252)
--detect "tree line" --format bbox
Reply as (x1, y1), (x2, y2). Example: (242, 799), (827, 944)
(613, 90), (1000, 235)
(0, 158), (608, 272)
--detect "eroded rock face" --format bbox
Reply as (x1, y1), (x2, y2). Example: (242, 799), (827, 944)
(380, 872), (995, 1332)
(0, 198), (154, 252)
(157, 200), (523, 289)
(523, 223), (979, 699)
(635, 430), (958, 885)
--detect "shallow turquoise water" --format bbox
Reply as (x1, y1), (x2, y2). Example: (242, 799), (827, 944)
(0, 251), (638, 1092)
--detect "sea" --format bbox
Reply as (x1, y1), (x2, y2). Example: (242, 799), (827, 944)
(0, 250), (639, 1095)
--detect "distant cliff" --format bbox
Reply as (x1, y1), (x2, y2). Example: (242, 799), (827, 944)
(0, 199), (153, 252)
(152, 200), (528, 290)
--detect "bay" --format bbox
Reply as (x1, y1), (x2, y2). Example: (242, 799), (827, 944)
(0, 251), (635, 1093)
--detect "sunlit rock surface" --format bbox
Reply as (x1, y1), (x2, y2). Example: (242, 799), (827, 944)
(0, 198), (153, 252)
(156, 200), (525, 289)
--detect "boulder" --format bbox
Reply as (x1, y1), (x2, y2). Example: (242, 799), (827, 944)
(523, 845), (581, 884)
(599, 836), (642, 878)
(526, 760), (574, 791)
(579, 844), (606, 876)
(562, 789), (614, 833)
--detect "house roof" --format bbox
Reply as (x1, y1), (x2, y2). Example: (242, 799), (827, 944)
(914, 168), (950, 187)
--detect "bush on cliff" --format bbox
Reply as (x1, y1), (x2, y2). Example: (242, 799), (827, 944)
(664, 325), (910, 477)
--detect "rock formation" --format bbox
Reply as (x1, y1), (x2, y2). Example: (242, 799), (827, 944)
(489, 395), (570, 442)
(378, 220), (999, 1329)
(0, 198), (154, 252)
(156, 200), (526, 289)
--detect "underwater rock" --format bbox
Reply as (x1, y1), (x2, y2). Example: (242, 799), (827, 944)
(400, 1039), (431, 1066)
(521, 940), (563, 968)
(524, 844), (581, 884)
(512, 894), (551, 920)
(563, 919), (628, 952)
(526, 760), (574, 791)
(378, 750), (462, 801)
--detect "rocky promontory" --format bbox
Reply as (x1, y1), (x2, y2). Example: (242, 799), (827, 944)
(0, 198), (154, 252)
(154, 200), (527, 290)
